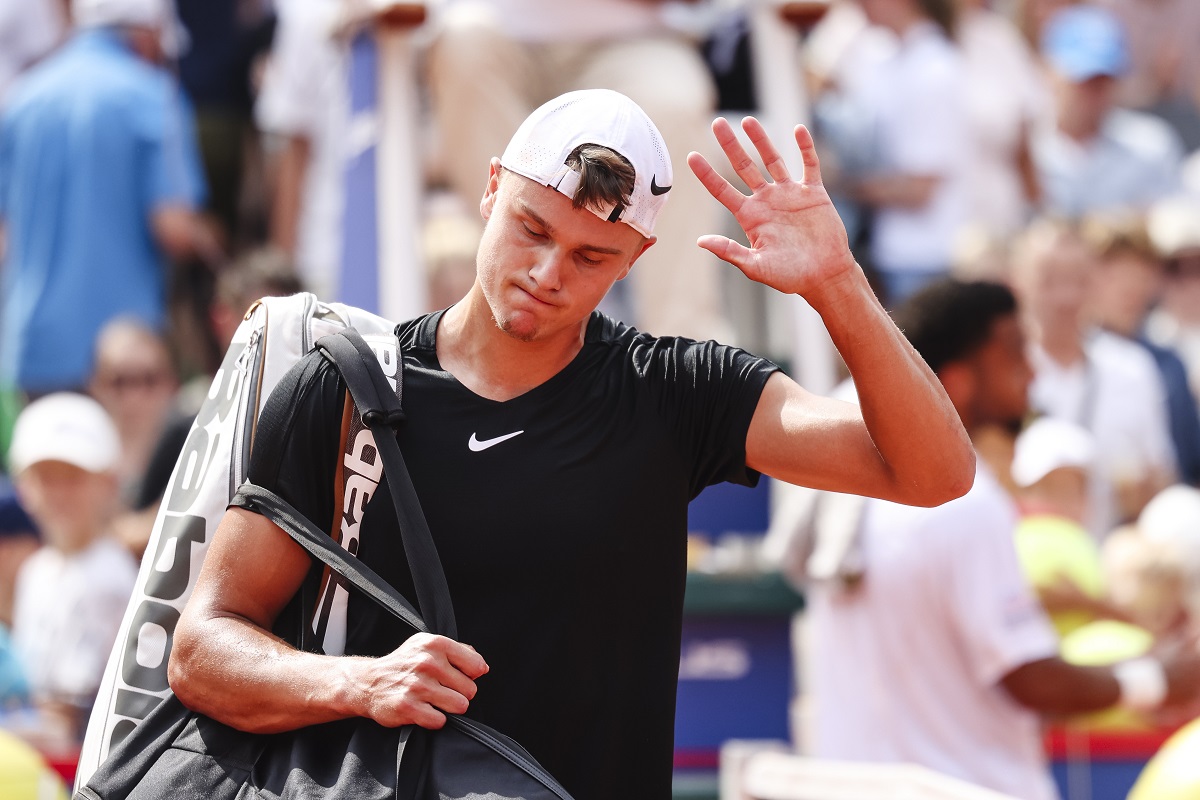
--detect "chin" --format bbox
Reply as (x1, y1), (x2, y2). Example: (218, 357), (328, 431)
(494, 311), (540, 342)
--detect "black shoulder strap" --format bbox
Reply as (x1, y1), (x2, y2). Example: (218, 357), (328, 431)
(314, 328), (458, 640)
(234, 483), (429, 636)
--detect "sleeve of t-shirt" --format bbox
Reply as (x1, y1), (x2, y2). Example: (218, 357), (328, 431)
(938, 492), (1060, 687)
(230, 351), (346, 537)
(137, 75), (206, 212)
(634, 336), (780, 495)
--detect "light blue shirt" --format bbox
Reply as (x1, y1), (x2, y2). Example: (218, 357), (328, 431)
(1034, 107), (1183, 219)
(0, 29), (204, 392)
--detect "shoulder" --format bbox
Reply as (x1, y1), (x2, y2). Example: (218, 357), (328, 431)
(394, 310), (442, 355)
(585, 312), (780, 384)
(1091, 330), (1164, 386)
(1103, 109), (1185, 163)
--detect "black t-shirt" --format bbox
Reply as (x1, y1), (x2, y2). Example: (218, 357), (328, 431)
(234, 310), (779, 799)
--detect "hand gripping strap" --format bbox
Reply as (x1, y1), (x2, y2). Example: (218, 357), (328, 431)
(315, 329), (458, 640)
(233, 482), (428, 635)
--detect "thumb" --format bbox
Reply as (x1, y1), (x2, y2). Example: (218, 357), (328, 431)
(697, 235), (752, 272)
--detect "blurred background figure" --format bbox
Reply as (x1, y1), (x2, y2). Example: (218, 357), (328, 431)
(1011, 219), (1175, 536)
(1095, 0), (1200, 152)
(255, 0), (344, 301)
(1032, 3), (1184, 218)
(0, 0), (65, 101)
(87, 317), (181, 505)
(113, 246), (304, 561)
(1144, 194), (1200, 405)
(5, 394), (136, 749)
(1085, 213), (1200, 486)
(174, 0), (275, 250)
(1010, 416), (1114, 638)
(823, 0), (971, 307)
(955, 0), (1046, 241)
(0, 0), (210, 401)
(424, 0), (735, 342)
(423, 193), (483, 312)
(0, 728), (69, 800)
(796, 278), (1200, 800)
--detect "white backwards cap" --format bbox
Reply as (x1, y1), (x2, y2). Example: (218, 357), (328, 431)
(500, 89), (672, 238)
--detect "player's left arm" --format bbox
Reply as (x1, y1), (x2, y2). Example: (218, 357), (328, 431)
(689, 117), (974, 507)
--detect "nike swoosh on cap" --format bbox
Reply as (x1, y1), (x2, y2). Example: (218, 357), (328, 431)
(468, 430), (525, 452)
(650, 177), (671, 196)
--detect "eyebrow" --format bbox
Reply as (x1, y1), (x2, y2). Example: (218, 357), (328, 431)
(518, 203), (625, 255)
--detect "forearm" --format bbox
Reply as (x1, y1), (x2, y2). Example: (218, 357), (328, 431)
(809, 267), (974, 505)
(169, 611), (367, 733)
(1003, 658), (1121, 716)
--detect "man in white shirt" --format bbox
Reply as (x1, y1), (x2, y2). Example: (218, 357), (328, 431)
(1012, 219), (1176, 536)
(789, 278), (1200, 799)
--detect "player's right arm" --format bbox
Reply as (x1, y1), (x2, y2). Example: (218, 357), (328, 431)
(169, 506), (488, 734)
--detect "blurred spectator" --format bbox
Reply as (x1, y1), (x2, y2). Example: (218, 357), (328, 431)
(424, 0), (735, 342)
(1095, 0), (1200, 151)
(423, 194), (483, 312)
(114, 247), (303, 560)
(255, 0), (344, 300)
(1010, 417), (1120, 637)
(0, 623), (29, 710)
(1007, 0), (1077, 47)
(0, 0), (65, 101)
(1086, 214), (1200, 485)
(1136, 483), (1200, 602)
(174, 0), (275, 246)
(87, 317), (181, 503)
(829, 0), (972, 307)
(1032, 4), (1184, 218)
(0, 0), (209, 399)
(797, 278), (1200, 799)
(956, 0), (1047, 238)
(0, 481), (37, 629)
(6, 394), (137, 746)
(0, 728), (69, 800)
(1011, 219), (1175, 535)
(1144, 195), (1200, 404)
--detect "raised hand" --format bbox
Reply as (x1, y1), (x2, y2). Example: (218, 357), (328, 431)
(687, 116), (856, 300)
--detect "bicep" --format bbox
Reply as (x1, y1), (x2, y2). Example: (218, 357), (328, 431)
(182, 506), (312, 633)
(746, 372), (892, 497)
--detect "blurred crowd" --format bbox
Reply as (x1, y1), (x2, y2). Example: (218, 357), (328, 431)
(0, 0), (1198, 792)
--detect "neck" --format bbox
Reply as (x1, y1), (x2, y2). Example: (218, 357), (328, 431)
(1058, 113), (1102, 144)
(436, 291), (587, 402)
(1033, 319), (1086, 366)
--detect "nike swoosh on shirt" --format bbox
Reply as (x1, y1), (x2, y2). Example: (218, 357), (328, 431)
(468, 430), (525, 452)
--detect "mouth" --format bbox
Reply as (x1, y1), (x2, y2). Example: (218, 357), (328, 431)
(515, 284), (556, 308)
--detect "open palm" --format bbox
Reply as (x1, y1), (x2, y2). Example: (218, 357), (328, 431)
(687, 116), (855, 298)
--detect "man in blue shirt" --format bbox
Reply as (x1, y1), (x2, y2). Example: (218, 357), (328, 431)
(0, 0), (207, 397)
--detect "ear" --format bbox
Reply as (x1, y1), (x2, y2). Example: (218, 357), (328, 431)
(479, 158), (503, 221)
(617, 235), (657, 281)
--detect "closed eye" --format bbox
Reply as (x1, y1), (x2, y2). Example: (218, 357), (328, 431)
(522, 223), (546, 240)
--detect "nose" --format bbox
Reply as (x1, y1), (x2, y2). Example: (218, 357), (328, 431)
(528, 249), (565, 292)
